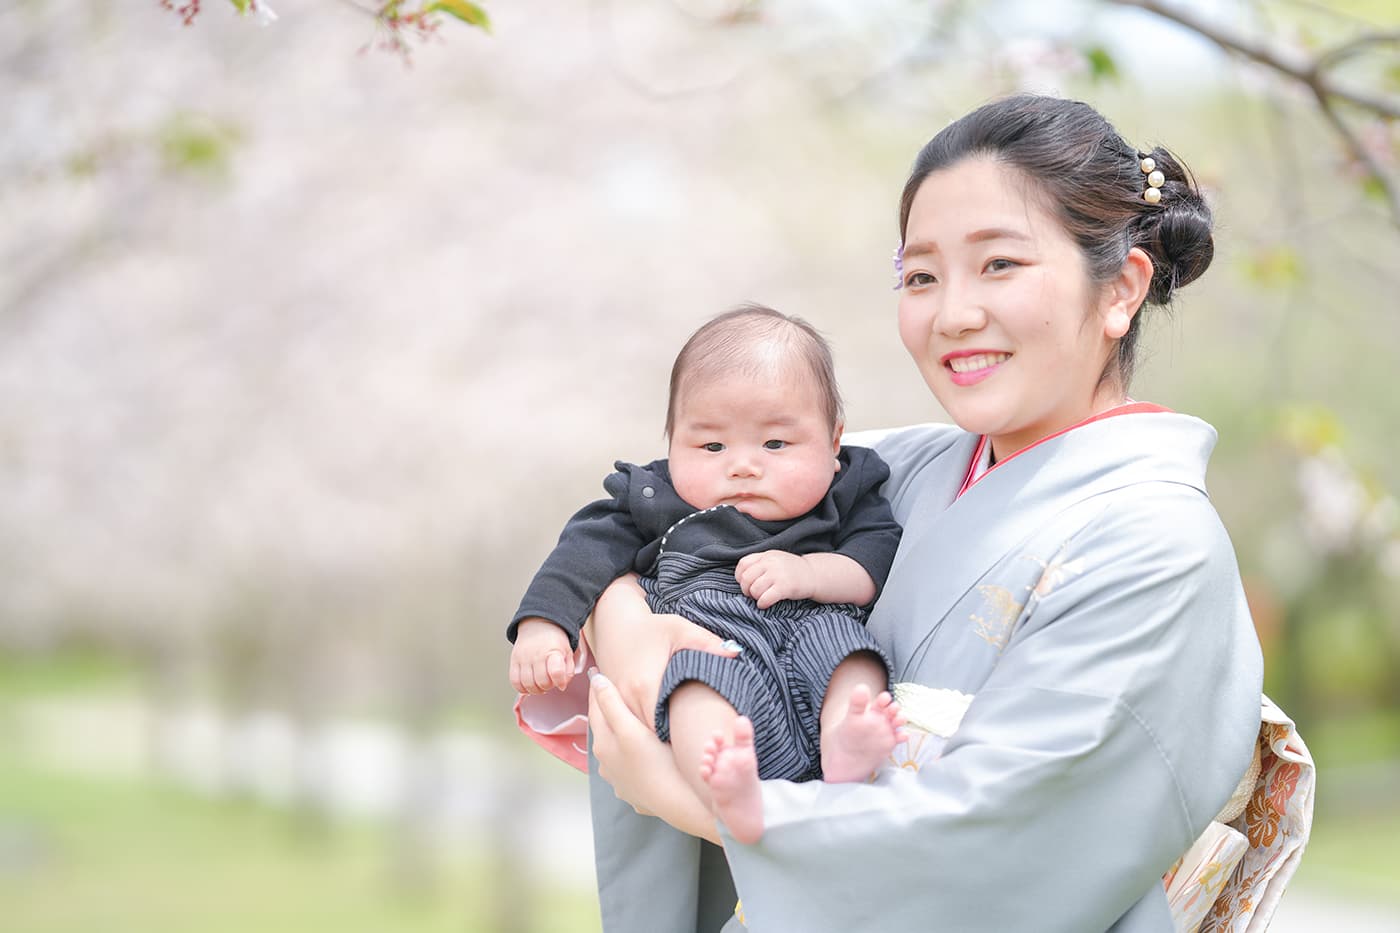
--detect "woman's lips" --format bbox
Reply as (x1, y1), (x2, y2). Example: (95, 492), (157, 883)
(942, 351), (1010, 386)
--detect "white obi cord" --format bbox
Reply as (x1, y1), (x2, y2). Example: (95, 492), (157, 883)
(892, 682), (974, 761)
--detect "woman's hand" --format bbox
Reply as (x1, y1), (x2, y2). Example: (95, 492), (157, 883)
(586, 574), (739, 727)
(589, 669), (722, 845)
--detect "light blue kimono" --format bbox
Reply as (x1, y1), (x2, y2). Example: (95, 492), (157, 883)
(591, 412), (1264, 933)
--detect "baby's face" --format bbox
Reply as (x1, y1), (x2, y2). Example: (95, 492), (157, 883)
(668, 370), (840, 522)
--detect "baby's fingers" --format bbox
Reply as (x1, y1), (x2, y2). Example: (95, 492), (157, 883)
(735, 552), (779, 586)
(528, 654), (564, 694)
(545, 649), (573, 691)
(734, 557), (759, 594)
(514, 659), (543, 695)
(753, 580), (783, 610)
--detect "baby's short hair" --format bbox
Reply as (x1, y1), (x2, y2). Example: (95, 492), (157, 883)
(665, 303), (844, 438)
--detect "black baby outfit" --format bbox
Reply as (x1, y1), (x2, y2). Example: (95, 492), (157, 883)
(508, 446), (901, 781)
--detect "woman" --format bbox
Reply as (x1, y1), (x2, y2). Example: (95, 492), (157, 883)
(585, 94), (1266, 932)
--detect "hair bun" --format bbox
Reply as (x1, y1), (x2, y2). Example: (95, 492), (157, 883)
(1137, 146), (1214, 305)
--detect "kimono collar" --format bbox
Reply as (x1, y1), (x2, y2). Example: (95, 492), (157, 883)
(957, 402), (1173, 498)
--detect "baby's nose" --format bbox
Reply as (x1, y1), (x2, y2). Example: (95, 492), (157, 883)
(728, 454), (761, 477)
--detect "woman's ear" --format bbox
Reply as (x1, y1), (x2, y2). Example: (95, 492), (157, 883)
(1103, 247), (1154, 339)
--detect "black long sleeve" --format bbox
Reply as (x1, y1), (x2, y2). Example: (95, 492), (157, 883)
(506, 447), (902, 649)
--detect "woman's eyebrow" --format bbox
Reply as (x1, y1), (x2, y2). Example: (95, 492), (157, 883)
(901, 239), (938, 259)
(902, 228), (1030, 258)
(967, 227), (1031, 244)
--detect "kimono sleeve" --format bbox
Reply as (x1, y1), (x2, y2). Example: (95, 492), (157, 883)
(720, 489), (1263, 933)
(506, 467), (649, 651)
(842, 423), (973, 524)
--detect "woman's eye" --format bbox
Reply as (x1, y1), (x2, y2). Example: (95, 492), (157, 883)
(903, 271), (936, 288)
(703, 442), (724, 453)
(763, 439), (787, 450)
(984, 258), (1018, 273)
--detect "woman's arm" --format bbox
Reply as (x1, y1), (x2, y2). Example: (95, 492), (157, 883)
(584, 574), (737, 838)
(719, 493), (1264, 932)
(588, 670), (722, 845)
(585, 574), (738, 725)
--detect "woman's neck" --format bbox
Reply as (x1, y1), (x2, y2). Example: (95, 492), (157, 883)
(987, 391), (1131, 464)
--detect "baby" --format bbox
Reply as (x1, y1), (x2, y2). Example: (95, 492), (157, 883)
(507, 304), (906, 843)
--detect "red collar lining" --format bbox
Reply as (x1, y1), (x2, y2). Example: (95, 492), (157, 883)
(956, 402), (1172, 498)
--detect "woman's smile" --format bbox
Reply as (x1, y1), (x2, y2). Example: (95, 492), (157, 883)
(942, 350), (1011, 386)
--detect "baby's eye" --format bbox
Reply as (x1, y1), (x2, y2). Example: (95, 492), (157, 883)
(903, 270), (936, 288)
(763, 439), (787, 450)
(702, 442), (725, 453)
(984, 258), (1019, 273)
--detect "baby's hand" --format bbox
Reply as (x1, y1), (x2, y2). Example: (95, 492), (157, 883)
(736, 550), (816, 609)
(510, 618), (576, 695)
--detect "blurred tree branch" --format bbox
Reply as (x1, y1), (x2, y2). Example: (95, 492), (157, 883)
(155, 0), (1398, 226)
(579, 0), (1400, 226)
(1105, 0), (1400, 227)
(161, 0), (491, 60)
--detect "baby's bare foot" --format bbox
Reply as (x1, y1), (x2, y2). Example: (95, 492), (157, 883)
(699, 716), (765, 845)
(821, 685), (908, 783)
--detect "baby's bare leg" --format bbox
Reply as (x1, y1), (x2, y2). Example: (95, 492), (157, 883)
(671, 682), (767, 844)
(699, 716), (764, 844)
(667, 681), (741, 810)
(820, 651), (907, 783)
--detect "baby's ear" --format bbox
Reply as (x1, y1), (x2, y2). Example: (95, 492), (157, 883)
(832, 422), (844, 468)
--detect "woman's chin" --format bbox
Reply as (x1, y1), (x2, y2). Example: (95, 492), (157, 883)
(935, 400), (1004, 437)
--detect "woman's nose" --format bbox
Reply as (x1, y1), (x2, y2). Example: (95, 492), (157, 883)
(935, 279), (986, 337)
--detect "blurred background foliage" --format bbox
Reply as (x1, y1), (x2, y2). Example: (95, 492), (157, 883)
(1, 0), (1398, 930)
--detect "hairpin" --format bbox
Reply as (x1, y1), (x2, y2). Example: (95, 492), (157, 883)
(1140, 156), (1165, 204)
(892, 244), (904, 291)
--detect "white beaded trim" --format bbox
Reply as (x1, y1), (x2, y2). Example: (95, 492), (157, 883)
(657, 504), (735, 556)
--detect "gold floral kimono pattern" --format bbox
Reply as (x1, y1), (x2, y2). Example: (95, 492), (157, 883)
(881, 527), (1309, 933)
(1165, 697), (1315, 933)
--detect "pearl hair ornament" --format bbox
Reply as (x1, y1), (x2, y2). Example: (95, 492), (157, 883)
(1140, 156), (1165, 204)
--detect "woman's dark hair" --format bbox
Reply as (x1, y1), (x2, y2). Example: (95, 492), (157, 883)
(899, 94), (1214, 386)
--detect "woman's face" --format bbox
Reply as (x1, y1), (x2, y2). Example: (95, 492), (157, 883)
(897, 157), (1127, 460)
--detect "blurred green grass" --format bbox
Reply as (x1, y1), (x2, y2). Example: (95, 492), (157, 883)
(0, 757), (600, 933)
(0, 652), (600, 933)
(3, 651), (1399, 929)
(0, 649), (137, 702)
(1298, 803), (1400, 908)
(1290, 709), (1400, 908)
